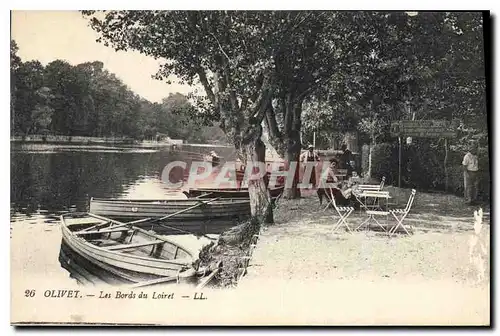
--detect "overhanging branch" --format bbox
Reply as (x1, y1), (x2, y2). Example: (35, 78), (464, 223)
(265, 100), (283, 140)
(196, 68), (216, 106)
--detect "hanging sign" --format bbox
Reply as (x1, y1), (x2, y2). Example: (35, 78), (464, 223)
(390, 120), (458, 138)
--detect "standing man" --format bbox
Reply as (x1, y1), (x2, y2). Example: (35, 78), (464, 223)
(462, 142), (479, 205)
(300, 145), (320, 188)
(340, 144), (354, 178)
(209, 150), (221, 167)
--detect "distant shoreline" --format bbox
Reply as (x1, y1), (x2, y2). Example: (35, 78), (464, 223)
(10, 139), (232, 153)
(10, 135), (232, 147)
(11, 135), (176, 145)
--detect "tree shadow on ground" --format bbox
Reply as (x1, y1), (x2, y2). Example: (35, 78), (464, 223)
(273, 186), (490, 229)
(384, 186), (490, 220)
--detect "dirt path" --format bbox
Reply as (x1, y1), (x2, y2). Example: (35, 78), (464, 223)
(236, 190), (490, 325)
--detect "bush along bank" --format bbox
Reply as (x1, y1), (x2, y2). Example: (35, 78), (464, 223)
(361, 141), (490, 201)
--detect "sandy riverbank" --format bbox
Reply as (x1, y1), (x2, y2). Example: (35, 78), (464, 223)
(233, 188), (490, 325)
(9, 186), (490, 325)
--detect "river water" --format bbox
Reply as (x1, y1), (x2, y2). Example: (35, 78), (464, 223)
(10, 144), (237, 287)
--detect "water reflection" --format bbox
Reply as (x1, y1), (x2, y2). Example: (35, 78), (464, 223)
(11, 146), (237, 216)
(58, 240), (129, 286)
(11, 145), (236, 287)
(11, 151), (147, 215)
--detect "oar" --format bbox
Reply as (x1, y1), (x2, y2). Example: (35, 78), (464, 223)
(77, 217), (151, 233)
(89, 197), (222, 239)
(88, 213), (216, 240)
(195, 192), (214, 199)
(149, 222), (217, 239)
(85, 214), (153, 232)
(141, 197), (222, 239)
(90, 196), (221, 226)
(147, 197), (221, 225)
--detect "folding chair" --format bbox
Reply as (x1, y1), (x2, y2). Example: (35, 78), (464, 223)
(328, 188), (354, 233)
(352, 191), (369, 212)
(321, 187), (346, 212)
(358, 176), (386, 192)
(357, 176), (386, 209)
(321, 188), (335, 212)
(388, 189), (417, 237)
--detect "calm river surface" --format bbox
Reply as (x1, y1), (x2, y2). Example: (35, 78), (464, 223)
(10, 144), (236, 286)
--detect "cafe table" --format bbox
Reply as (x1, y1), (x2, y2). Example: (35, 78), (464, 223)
(354, 190), (392, 232)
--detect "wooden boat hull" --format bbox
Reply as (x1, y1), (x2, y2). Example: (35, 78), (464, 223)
(60, 213), (196, 282)
(89, 198), (251, 221)
(59, 240), (133, 286)
(85, 218), (245, 236)
(185, 186), (284, 199)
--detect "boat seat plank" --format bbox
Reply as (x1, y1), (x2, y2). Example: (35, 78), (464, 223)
(105, 240), (165, 251)
(88, 239), (121, 247)
(76, 228), (132, 235)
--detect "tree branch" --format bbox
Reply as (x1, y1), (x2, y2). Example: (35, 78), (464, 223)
(295, 73), (334, 103)
(265, 100), (283, 141)
(223, 69), (240, 112)
(196, 68), (216, 106)
(250, 71), (273, 123)
(240, 96), (249, 112)
(210, 32), (232, 65)
(283, 93), (293, 134)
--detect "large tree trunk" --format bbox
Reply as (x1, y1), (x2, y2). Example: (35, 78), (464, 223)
(244, 133), (273, 225)
(283, 144), (301, 199)
(283, 98), (303, 199)
(197, 62), (274, 225)
(264, 100), (286, 156)
(264, 96), (304, 200)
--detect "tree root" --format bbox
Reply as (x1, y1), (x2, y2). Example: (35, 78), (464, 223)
(194, 217), (261, 288)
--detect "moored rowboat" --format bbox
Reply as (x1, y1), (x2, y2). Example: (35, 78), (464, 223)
(184, 186), (284, 199)
(60, 212), (197, 283)
(89, 197), (251, 222)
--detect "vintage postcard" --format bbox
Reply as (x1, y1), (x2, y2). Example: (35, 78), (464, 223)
(10, 10), (490, 326)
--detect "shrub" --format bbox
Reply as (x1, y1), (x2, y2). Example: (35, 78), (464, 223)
(370, 143), (399, 185)
(363, 140), (490, 201)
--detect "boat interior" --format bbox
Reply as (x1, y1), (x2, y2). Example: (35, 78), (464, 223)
(63, 215), (193, 261)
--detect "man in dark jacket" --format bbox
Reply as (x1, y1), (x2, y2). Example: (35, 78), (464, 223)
(340, 144), (354, 178)
(300, 145), (320, 188)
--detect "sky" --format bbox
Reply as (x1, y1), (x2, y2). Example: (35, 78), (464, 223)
(10, 10), (194, 103)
